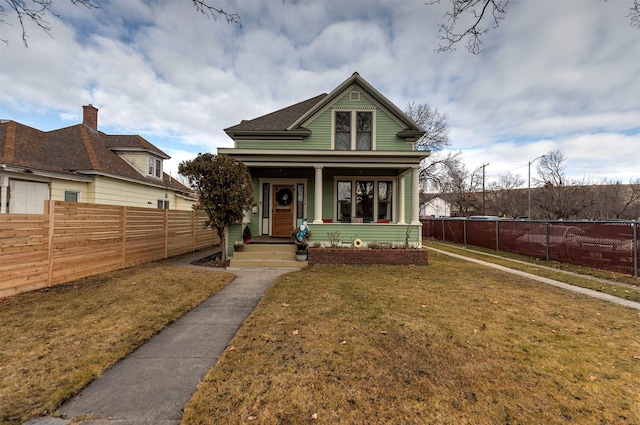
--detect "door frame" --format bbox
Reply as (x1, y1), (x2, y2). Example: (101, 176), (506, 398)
(258, 178), (307, 236)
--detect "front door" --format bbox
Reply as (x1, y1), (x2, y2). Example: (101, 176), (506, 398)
(272, 185), (295, 237)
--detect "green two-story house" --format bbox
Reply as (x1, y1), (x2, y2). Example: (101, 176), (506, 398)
(220, 72), (429, 256)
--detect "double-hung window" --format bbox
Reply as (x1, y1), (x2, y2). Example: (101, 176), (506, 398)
(148, 156), (162, 179)
(334, 110), (373, 150)
(337, 178), (393, 223)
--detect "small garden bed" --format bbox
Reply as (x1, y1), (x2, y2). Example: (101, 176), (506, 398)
(308, 247), (428, 266)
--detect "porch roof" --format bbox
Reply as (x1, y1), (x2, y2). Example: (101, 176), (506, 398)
(218, 148), (430, 171)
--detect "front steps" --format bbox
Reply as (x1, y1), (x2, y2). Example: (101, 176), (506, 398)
(229, 243), (307, 269)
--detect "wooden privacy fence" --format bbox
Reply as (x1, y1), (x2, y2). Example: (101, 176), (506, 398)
(0, 201), (219, 298)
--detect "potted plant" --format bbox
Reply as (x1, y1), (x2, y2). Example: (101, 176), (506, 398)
(295, 241), (308, 261)
(243, 224), (252, 244)
(234, 240), (244, 252)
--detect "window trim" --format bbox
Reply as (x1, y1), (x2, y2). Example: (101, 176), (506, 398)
(157, 199), (170, 209)
(64, 190), (80, 202)
(334, 176), (395, 223)
(331, 107), (376, 150)
(148, 156), (163, 179)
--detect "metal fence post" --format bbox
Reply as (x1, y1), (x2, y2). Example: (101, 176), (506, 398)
(634, 220), (638, 278)
(464, 219), (467, 245)
(545, 221), (550, 261)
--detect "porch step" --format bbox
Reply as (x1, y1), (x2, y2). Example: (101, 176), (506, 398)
(243, 244), (297, 253)
(230, 243), (307, 269)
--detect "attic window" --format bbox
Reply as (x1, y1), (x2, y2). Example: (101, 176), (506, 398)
(350, 91), (360, 101)
(148, 156), (162, 179)
(334, 110), (373, 150)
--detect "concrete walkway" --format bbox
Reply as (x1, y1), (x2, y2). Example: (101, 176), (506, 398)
(429, 246), (640, 310)
(25, 251), (293, 425)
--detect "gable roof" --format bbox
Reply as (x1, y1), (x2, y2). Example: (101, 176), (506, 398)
(224, 73), (425, 142)
(290, 72), (424, 135)
(0, 119), (189, 193)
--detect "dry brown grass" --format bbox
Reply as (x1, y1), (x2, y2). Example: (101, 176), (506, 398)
(0, 260), (234, 425)
(427, 240), (640, 303)
(182, 252), (640, 425)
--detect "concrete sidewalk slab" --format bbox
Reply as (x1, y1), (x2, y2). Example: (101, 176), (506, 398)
(429, 246), (640, 310)
(51, 266), (292, 424)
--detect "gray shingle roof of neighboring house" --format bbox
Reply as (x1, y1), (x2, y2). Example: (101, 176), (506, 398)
(0, 118), (190, 194)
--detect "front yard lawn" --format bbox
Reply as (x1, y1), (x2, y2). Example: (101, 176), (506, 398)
(0, 260), (234, 424)
(182, 251), (640, 425)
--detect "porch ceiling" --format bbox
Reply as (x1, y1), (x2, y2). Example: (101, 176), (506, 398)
(218, 148), (429, 170)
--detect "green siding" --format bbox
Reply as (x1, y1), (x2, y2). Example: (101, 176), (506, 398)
(376, 111), (412, 151)
(235, 90), (413, 152)
(306, 223), (422, 247)
(303, 111), (332, 149)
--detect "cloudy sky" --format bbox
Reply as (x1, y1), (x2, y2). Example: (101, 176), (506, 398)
(1, 0), (638, 188)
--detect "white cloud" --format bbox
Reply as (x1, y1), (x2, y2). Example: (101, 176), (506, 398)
(0, 0), (638, 187)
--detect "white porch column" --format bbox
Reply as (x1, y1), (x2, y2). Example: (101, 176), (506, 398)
(398, 173), (406, 224)
(313, 166), (323, 224)
(0, 174), (8, 214)
(411, 167), (421, 225)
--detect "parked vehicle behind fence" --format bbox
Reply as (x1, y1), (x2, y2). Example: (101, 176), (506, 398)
(515, 225), (585, 259)
(421, 218), (639, 277)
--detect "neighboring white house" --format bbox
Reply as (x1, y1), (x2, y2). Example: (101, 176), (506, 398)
(0, 105), (196, 213)
(420, 195), (452, 217)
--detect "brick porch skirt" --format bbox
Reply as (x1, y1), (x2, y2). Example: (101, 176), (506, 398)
(308, 248), (428, 266)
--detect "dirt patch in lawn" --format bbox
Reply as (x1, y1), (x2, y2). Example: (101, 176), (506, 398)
(191, 252), (229, 268)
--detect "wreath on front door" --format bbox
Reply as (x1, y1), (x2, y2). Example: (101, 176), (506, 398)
(276, 187), (293, 206)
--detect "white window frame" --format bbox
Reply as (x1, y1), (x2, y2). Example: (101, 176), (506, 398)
(64, 190), (80, 202)
(157, 199), (170, 209)
(331, 107), (376, 150)
(333, 176), (395, 223)
(148, 156), (162, 179)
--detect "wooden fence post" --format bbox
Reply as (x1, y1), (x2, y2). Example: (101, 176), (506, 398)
(120, 206), (126, 268)
(192, 210), (196, 252)
(46, 200), (55, 287)
(164, 208), (169, 259)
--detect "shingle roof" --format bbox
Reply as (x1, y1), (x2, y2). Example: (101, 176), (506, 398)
(0, 120), (190, 193)
(224, 93), (327, 134)
(104, 134), (170, 159)
(224, 73), (425, 142)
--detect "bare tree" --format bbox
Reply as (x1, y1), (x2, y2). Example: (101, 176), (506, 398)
(631, 0), (640, 28)
(598, 178), (640, 219)
(533, 150), (588, 219)
(404, 102), (460, 193)
(1, 0), (240, 47)
(536, 149), (567, 187)
(431, 0), (640, 54)
(441, 158), (482, 216)
(486, 172), (526, 217)
(430, 0), (508, 54)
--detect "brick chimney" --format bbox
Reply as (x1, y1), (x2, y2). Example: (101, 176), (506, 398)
(82, 104), (98, 130)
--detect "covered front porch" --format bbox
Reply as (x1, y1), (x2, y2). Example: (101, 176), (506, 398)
(221, 149), (428, 256)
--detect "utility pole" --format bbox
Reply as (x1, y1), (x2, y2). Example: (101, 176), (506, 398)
(481, 163), (489, 215)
